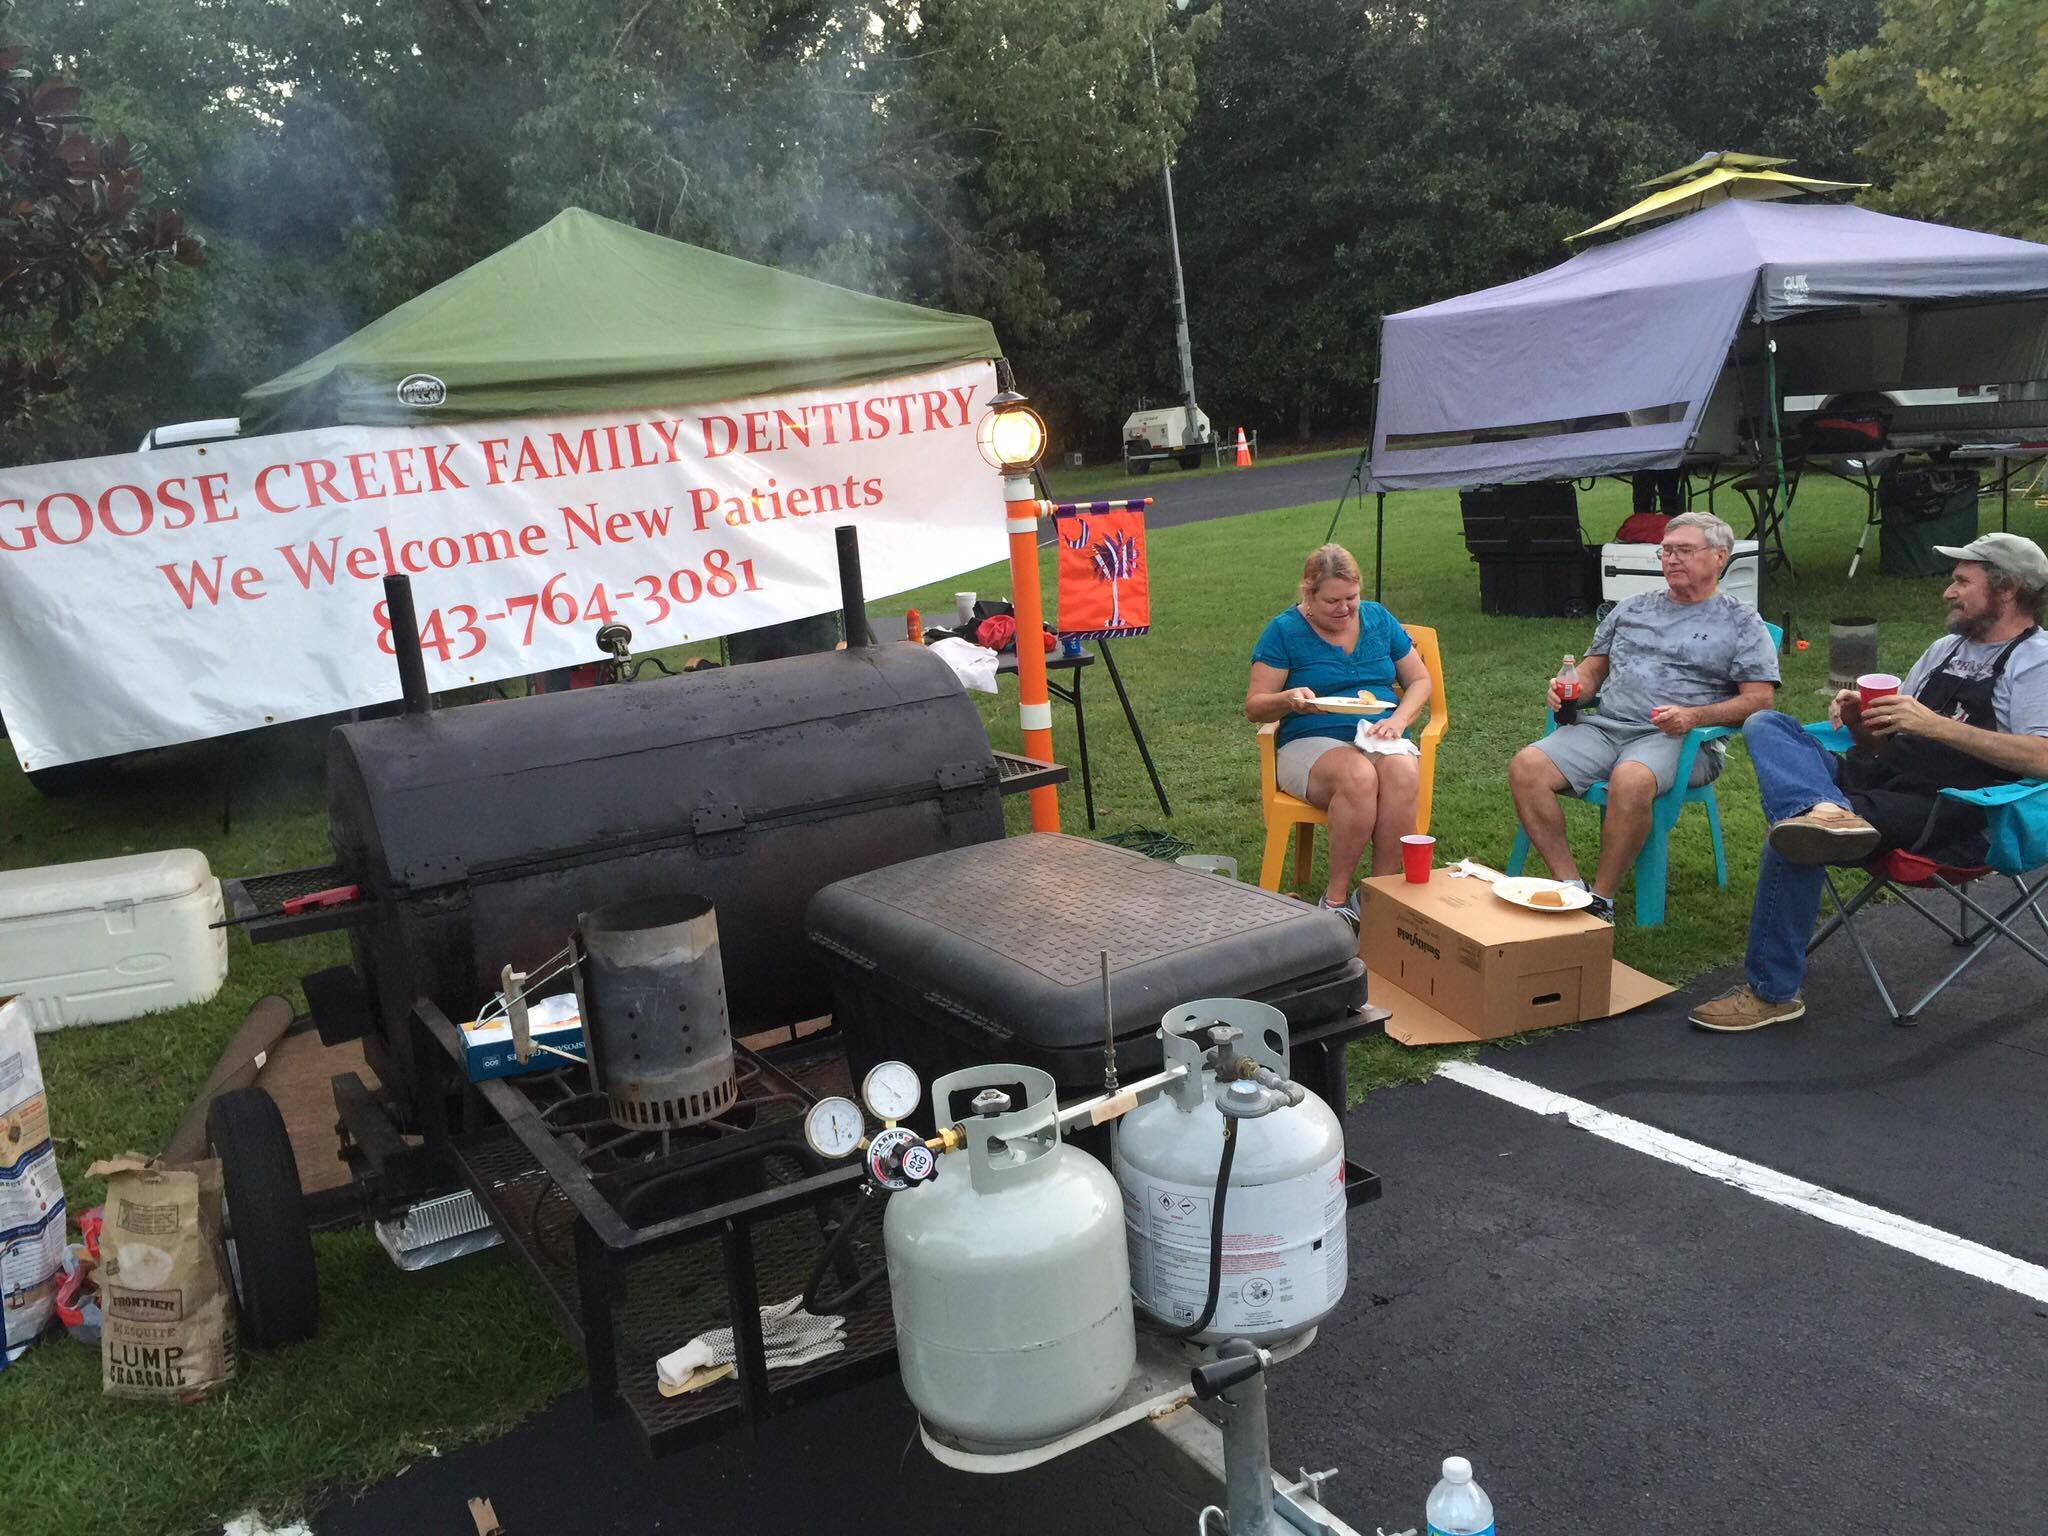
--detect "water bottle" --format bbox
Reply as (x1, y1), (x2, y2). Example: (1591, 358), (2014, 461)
(1553, 655), (1581, 725)
(1426, 1455), (1495, 1536)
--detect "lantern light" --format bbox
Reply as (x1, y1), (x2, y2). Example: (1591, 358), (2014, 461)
(978, 389), (1048, 472)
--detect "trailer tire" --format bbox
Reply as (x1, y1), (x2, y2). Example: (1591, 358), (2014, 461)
(1128, 457), (1150, 476)
(1178, 452), (1203, 470)
(207, 1087), (320, 1347)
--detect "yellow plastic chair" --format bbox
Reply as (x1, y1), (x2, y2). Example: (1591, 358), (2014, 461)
(1257, 624), (1448, 891)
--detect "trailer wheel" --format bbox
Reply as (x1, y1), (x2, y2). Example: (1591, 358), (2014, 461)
(1178, 451), (1203, 470)
(207, 1087), (320, 1346)
(1128, 457), (1150, 476)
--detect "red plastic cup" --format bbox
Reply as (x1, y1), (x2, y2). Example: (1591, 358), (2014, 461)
(1857, 672), (1901, 708)
(1400, 833), (1435, 884)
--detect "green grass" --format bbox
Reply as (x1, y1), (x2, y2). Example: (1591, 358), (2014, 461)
(3, 461), (2026, 1532)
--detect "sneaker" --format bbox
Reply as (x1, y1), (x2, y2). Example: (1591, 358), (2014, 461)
(1317, 892), (1361, 934)
(1585, 891), (1615, 923)
(1768, 802), (1881, 866)
(1688, 984), (1807, 1033)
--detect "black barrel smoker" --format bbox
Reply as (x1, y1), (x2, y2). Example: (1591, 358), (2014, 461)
(215, 542), (1064, 1450)
(315, 623), (1009, 1094)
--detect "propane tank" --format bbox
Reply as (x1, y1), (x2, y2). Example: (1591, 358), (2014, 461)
(1113, 998), (1348, 1345)
(884, 1063), (1136, 1451)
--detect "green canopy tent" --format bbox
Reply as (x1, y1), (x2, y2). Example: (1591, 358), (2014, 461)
(241, 207), (1002, 430)
(235, 209), (1084, 825)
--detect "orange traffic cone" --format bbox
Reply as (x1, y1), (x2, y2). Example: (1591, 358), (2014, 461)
(1233, 426), (1250, 467)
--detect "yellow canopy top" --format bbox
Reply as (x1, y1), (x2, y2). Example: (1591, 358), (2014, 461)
(1570, 163), (1868, 243)
(1633, 150), (1793, 188)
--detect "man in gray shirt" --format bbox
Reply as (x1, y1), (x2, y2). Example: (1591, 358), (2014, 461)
(1510, 511), (1781, 920)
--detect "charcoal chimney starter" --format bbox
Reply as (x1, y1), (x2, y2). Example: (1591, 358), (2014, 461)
(575, 894), (738, 1130)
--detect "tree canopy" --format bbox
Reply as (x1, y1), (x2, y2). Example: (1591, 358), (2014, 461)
(0, 0), (1917, 464)
(0, 41), (201, 440)
(1822, 0), (2048, 244)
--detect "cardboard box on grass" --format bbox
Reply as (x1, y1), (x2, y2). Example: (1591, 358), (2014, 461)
(1359, 869), (1670, 1045)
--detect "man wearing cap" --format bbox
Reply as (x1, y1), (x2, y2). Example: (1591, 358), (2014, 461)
(1692, 532), (2048, 1031)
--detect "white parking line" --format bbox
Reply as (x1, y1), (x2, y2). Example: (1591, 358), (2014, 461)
(1438, 1060), (2048, 1305)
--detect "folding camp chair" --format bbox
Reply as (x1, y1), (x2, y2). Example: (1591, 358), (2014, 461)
(1803, 725), (2048, 1025)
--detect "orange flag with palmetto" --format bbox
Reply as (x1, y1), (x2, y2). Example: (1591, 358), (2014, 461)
(1053, 502), (1150, 640)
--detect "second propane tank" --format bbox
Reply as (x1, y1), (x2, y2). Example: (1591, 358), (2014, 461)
(1114, 998), (1348, 1344)
(884, 1063), (1136, 1451)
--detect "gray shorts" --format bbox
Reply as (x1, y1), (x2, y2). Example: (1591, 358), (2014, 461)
(1277, 735), (1346, 798)
(1530, 716), (1724, 797)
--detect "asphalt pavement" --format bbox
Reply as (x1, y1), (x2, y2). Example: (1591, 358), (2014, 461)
(1054, 452), (1370, 531)
(1500, 887), (2048, 1265)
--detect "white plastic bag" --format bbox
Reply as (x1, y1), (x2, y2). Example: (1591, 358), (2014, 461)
(928, 636), (1000, 694)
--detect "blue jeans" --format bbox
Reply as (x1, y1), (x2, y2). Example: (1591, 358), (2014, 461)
(1741, 712), (1852, 1001)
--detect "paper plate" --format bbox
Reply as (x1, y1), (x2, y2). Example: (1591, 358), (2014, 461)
(1491, 877), (1595, 913)
(1309, 695), (1394, 716)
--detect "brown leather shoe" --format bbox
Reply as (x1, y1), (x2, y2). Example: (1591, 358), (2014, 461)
(1688, 984), (1807, 1033)
(1767, 801), (1881, 866)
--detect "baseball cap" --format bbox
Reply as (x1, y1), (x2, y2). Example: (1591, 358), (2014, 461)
(1932, 531), (2048, 585)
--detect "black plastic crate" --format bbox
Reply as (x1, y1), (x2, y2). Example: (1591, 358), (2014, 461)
(1476, 551), (1597, 617)
(1460, 482), (1583, 558)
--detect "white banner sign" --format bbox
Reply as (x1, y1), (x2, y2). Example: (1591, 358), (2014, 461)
(0, 362), (1004, 768)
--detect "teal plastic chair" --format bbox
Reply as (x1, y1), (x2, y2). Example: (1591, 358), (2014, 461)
(1506, 622), (1783, 927)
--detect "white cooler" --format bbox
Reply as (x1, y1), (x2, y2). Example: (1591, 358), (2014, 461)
(0, 850), (228, 1031)
(1599, 538), (1761, 610)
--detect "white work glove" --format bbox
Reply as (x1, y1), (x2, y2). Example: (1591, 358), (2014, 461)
(657, 1296), (847, 1390)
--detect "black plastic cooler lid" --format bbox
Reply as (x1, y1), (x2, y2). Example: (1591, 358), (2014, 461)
(804, 834), (1361, 1050)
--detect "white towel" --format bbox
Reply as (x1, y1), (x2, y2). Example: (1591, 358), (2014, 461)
(1351, 723), (1420, 757)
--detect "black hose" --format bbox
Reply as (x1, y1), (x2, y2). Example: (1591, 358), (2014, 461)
(803, 1190), (887, 1314)
(1160, 1117), (1238, 1340)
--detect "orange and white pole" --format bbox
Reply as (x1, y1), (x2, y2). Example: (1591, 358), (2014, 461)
(1004, 474), (1060, 832)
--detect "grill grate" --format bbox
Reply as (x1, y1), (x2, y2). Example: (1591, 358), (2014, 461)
(453, 1045), (898, 1448)
(224, 863), (353, 917)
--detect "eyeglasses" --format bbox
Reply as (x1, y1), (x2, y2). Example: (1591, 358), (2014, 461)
(1657, 542), (1711, 560)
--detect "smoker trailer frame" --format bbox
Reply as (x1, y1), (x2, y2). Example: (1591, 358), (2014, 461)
(216, 918), (1382, 1454)
(216, 543), (1382, 1458)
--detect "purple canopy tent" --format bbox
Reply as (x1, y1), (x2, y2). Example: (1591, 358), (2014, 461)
(1354, 200), (2048, 594)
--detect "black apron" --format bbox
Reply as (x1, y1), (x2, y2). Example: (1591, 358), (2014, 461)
(1837, 628), (2039, 862)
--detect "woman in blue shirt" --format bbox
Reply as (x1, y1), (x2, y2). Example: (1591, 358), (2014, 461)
(1245, 543), (1432, 922)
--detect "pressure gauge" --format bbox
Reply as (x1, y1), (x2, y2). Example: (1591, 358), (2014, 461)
(861, 1060), (922, 1122)
(803, 1096), (865, 1160)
